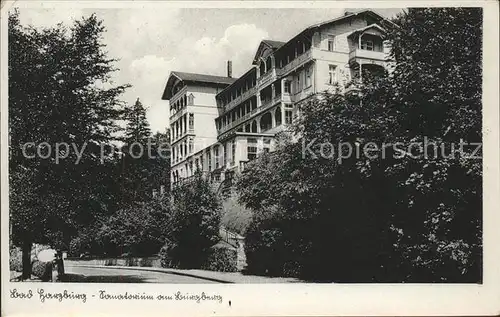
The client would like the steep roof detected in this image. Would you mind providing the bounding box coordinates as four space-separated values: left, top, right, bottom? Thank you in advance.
262 40 286 49
170 71 236 85
252 39 286 64
348 24 387 38
303 9 397 31
162 71 236 100
271 9 396 57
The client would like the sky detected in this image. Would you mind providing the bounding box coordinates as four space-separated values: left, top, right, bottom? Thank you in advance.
16 7 402 133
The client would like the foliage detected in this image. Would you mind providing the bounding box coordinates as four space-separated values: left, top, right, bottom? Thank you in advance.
159 239 180 269
119 99 170 204
93 197 172 257
221 193 253 235
124 98 152 143
236 8 482 282
8 10 130 277
10 248 23 272
201 246 238 273
31 261 53 281
164 171 222 268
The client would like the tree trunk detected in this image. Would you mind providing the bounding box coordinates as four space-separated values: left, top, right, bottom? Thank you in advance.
21 240 32 280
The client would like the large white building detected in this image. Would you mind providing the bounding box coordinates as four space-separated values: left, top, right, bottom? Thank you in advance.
162 9 394 191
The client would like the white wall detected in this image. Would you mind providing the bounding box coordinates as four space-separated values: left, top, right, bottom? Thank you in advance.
314 17 368 53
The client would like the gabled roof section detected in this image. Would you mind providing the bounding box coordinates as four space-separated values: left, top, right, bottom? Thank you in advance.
252 39 286 65
347 24 387 38
162 71 236 100
271 9 396 58
304 9 397 31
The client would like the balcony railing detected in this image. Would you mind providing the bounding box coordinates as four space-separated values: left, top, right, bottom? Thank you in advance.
348 49 385 63
257 68 276 87
217 94 283 136
260 94 282 111
277 49 312 77
171 128 195 143
222 85 257 113
170 107 187 124
172 171 212 188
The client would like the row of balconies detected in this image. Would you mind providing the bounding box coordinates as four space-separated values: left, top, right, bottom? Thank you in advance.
218 47 385 108
171 128 195 144
169 86 189 117
216 46 385 110
222 85 257 113
217 93 283 136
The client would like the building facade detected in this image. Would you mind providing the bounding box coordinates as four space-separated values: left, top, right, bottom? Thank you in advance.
163 9 395 191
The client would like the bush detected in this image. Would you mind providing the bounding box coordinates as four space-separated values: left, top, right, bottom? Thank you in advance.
159 239 180 269
31 260 53 281
9 248 23 272
168 171 221 268
202 246 238 272
244 219 287 276
221 194 253 235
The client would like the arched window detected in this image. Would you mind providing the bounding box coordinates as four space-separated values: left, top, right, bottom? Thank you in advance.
275 106 282 126
251 120 258 133
260 112 272 132
266 56 272 70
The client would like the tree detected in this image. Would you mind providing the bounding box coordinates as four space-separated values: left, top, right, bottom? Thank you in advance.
164 171 221 269
92 197 172 257
381 7 482 282
124 98 151 143
220 193 253 235
9 10 130 278
236 8 482 282
119 99 170 204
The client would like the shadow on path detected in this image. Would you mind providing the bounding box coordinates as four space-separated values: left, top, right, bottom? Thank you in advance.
60 273 147 283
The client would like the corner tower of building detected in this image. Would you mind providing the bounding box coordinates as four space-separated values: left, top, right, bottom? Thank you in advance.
162 71 236 187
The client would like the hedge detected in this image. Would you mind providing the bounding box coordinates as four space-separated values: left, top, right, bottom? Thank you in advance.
201 246 238 273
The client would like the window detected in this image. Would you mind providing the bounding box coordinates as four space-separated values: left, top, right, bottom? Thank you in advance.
285 110 293 124
231 140 236 165
189 113 194 130
247 146 258 161
214 173 221 182
284 81 291 94
263 138 271 155
328 65 337 85
305 67 312 88
327 35 335 51
214 146 220 168
207 152 212 171
188 138 193 154
296 73 301 92
361 39 374 51
247 138 257 161
223 143 228 167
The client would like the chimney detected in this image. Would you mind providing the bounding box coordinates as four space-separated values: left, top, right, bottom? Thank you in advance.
344 10 354 16
227 60 232 78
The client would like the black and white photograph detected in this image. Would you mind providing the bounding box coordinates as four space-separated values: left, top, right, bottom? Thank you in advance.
2 1 499 316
